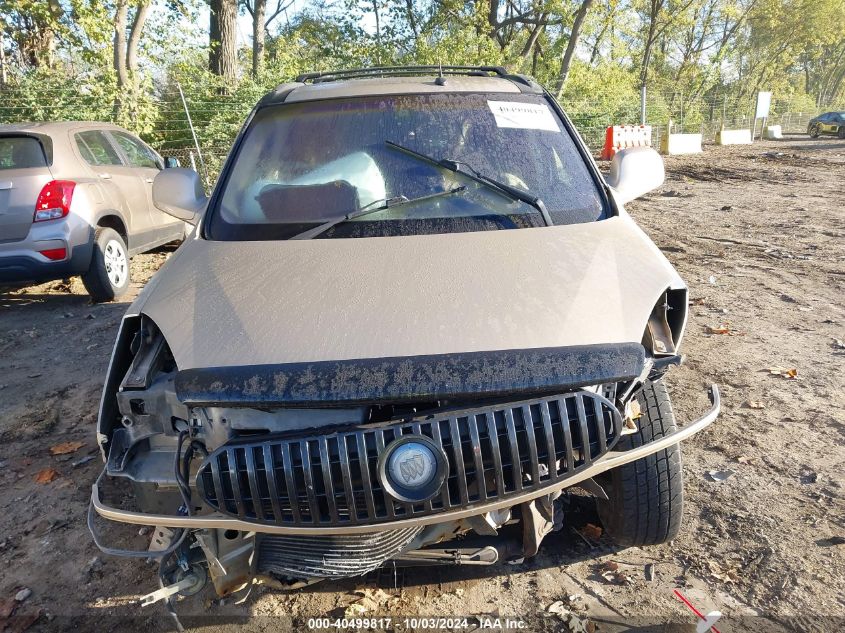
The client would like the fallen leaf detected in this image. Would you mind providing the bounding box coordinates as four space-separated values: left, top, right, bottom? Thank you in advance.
581 523 602 540
34 468 59 484
736 455 751 464
745 400 765 409
599 561 619 572
49 441 84 456
708 561 740 583
766 366 798 379
706 325 731 334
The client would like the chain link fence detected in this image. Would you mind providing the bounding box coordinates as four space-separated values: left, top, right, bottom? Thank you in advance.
1 82 842 185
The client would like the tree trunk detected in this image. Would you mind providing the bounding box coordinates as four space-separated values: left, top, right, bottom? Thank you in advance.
252 0 266 78
372 0 381 62
125 2 150 123
0 29 7 85
555 0 593 98
126 2 150 77
639 4 660 91
113 0 129 119
520 18 546 59
209 0 238 84
405 0 418 42
113 0 129 88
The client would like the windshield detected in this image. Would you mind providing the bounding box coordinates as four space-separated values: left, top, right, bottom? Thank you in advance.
208 92 606 240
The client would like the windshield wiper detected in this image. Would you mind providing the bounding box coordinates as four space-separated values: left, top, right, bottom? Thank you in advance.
385 140 552 226
289 185 467 240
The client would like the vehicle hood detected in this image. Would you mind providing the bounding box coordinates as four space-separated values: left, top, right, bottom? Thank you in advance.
131 215 684 370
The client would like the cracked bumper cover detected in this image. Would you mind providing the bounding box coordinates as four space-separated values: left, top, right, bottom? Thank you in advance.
91 384 720 535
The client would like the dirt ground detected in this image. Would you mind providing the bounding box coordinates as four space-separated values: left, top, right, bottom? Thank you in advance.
1 137 843 633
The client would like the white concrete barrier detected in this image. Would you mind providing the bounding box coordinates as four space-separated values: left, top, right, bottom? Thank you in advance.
764 125 783 139
716 128 752 145
660 133 703 155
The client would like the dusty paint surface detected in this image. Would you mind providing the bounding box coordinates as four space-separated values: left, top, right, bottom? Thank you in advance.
134 215 682 369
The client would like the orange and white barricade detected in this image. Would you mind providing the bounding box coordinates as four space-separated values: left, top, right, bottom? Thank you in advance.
600 125 653 160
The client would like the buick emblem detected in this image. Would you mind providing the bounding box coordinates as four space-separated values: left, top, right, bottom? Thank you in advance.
378 435 447 503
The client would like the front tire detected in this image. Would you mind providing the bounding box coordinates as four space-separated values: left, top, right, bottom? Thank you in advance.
82 227 130 302
809 125 820 138
596 379 683 546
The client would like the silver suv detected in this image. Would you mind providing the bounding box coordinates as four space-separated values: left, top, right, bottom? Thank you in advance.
90 67 719 615
0 122 185 301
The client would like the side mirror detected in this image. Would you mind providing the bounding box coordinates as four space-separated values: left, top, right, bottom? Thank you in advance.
163 156 180 169
152 168 207 225
606 146 665 205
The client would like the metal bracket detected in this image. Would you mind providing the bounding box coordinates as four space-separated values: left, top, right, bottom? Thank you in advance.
140 574 201 607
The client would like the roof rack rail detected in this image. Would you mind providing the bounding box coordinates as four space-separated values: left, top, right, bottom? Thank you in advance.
294 65 538 88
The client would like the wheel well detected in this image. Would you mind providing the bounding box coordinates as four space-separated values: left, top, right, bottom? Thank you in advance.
97 215 128 245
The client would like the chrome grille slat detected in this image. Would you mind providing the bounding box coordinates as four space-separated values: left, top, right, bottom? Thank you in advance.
355 434 378 519
198 391 622 528
448 417 469 505
522 405 541 485
374 430 395 519
503 409 522 491
244 446 264 521
485 411 506 496
262 444 284 522
227 448 246 517
558 399 576 473
281 443 302 524
466 414 486 502
575 396 592 466
539 401 557 482
336 435 358 524
318 437 338 523
300 440 318 523
430 421 452 509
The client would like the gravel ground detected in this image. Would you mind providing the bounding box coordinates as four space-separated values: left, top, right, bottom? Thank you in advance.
0 137 843 632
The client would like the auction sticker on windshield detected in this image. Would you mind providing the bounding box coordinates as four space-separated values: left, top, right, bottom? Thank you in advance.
487 100 560 132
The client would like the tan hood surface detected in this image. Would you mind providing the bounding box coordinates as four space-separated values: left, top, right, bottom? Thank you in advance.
133 216 683 370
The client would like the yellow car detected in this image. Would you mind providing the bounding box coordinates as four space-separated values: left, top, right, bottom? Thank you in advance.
808 111 845 138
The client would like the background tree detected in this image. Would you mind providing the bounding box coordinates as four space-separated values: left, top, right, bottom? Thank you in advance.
209 0 238 81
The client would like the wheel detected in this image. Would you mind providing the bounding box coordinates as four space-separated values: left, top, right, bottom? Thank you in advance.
81 227 130 302
838 126 845 139
596 379 683 546
809 124 820 138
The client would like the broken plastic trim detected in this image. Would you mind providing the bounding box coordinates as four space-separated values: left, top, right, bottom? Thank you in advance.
91 385 719 536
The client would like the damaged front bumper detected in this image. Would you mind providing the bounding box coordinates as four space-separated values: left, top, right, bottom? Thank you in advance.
91 384 719 535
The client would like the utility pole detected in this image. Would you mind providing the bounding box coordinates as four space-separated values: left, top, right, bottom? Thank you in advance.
640 86 647 125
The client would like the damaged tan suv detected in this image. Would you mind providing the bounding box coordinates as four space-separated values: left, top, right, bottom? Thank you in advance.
90 66 719 612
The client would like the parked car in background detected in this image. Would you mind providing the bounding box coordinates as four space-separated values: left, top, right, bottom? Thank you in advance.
90 66 720 612
0 122 185 301
808 111 845 138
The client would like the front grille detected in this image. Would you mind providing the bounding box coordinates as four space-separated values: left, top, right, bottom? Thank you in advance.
257 527 422 579
197 390 621 528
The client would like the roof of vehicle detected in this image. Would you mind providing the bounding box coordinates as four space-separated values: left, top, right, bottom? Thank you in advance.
0 121 127 135
258 66 545 107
